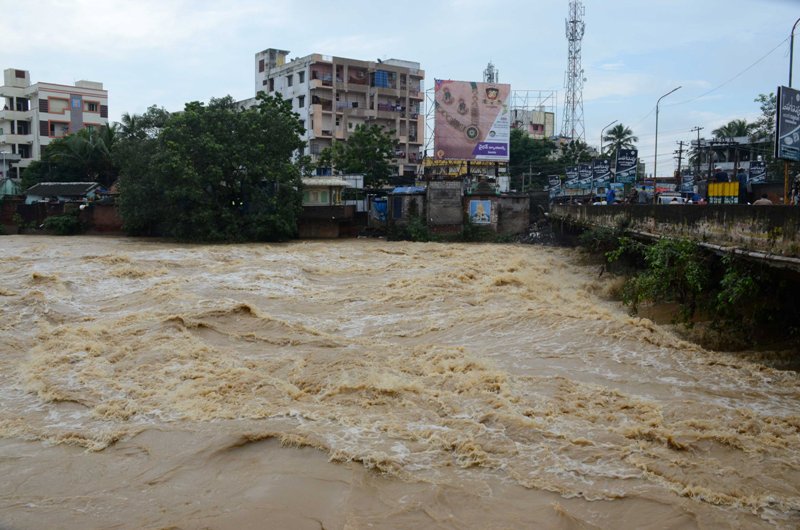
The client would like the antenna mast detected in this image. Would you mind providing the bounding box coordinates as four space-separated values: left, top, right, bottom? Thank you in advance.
483 61 498 83
561 0 586 142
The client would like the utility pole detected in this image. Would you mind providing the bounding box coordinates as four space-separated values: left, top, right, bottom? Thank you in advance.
691 126 703 177
675 140 685 175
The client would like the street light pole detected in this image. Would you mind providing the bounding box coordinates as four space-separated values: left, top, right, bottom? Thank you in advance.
786 18 800 204
654 86 681 181
790 17 800 87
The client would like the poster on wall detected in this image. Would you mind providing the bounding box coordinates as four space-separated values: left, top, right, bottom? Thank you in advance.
468 199 492 224
434 80 511 161
776 85 800 162
615 148 638 184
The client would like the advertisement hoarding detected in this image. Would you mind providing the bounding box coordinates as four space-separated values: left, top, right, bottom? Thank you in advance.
749 160 767 184
776 85 800 162
615 149 638 184
565 166 579 188
578 164 593 189
434 79 511 161
592 159 611 188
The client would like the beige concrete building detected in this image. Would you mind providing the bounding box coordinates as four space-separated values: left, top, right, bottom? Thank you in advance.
254 48 424 178
0 68 108 180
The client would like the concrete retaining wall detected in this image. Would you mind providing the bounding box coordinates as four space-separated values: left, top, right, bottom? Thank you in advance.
550 204 800 257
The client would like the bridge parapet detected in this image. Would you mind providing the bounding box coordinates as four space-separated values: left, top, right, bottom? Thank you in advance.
549 204 800 259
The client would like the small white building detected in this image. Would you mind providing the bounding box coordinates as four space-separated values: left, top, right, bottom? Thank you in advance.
0 69 108 180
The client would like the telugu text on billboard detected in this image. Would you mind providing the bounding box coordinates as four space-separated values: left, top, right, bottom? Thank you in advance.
615 149 638 184
578 164 593 189
592 159 611 188
776 85 800 162
434 79 511 161
749 160 767 184
565 166 579 188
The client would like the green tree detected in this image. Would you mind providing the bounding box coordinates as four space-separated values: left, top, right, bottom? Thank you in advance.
21 125 119 189
749 93 799 182
712 118 755 138
558 139 593 166
508 128 559 190
117 94 305 241
318 124 396 188
602 123 638 158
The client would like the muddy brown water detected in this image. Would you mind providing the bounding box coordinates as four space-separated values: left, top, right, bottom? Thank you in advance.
0 236 798 529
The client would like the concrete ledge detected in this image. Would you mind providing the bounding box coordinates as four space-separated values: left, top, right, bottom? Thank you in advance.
549 204 800 259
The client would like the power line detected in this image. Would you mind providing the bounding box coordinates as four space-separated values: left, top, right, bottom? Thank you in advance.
666 36 790 107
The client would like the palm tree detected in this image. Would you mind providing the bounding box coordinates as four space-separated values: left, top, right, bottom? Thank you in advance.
602 124 638 157
712 119 754 139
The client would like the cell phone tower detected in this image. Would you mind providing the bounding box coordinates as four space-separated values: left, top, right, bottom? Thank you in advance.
560 0 586 142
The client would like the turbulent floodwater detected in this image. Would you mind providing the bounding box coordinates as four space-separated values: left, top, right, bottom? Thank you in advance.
0 236 799 529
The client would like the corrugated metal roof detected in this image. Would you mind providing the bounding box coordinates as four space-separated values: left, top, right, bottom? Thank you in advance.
26 182 99 196
302 177 350 187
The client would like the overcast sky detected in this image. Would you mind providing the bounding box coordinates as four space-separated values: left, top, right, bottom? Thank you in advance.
2 0 798 175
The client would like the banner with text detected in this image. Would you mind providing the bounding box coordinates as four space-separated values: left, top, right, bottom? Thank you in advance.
565 166 579 188
776 85 800 162
578 164 593 189
434 79 511 161
615 148 638 184
749 160 767 184
592 159 611 188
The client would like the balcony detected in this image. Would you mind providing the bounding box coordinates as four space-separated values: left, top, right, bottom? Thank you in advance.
310 78 333 90
0 109 31 121
0 133 33 144
408 90 424 100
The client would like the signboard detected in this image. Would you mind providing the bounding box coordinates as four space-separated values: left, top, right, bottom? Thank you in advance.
578 164 593 189
592 159 611 188
434 79 511 161
615 148 638 184
468 199 492 224
749 160 767 184
680 174 695 193
776 85 800 162
548 175 562 189
565 166 579 188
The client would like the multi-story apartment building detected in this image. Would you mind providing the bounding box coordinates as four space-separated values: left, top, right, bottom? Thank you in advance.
0 68 108 180
253 48 424 178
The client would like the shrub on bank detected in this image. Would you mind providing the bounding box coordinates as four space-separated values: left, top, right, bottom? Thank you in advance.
42 214 84 235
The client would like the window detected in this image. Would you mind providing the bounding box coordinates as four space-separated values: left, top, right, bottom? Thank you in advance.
85 101 99 112
14 70 25 79
319 190 328 203
298 71 305 83
335 118 340 127
297 95 305 108
286 74 293 87
299 119 305 131
269 78 275 92
348 122 354 130
259 59 265 73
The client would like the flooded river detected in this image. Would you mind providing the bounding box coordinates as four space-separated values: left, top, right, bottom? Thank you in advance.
1 236 798 529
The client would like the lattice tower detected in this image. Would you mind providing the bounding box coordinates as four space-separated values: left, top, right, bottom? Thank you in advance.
560 0 586 142
483 61 498 83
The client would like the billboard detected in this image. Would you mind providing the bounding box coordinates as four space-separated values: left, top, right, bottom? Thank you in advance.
615 148 638 184
592 159 611 188
776 85 800 162
434 79 511 161
565 166 579 188
578 164 593 189
749 160 767 184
